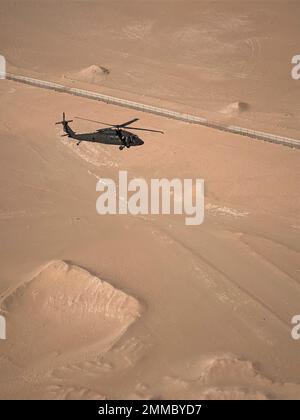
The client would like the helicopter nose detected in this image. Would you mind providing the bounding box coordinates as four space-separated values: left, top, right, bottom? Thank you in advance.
130 136 144 147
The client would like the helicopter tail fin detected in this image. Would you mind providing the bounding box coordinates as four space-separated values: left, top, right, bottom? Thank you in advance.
55 112 73 125
55 112 75 137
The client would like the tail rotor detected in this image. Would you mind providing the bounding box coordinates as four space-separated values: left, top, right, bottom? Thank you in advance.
55 112 73 125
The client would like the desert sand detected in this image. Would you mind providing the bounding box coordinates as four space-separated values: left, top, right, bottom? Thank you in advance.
0 0 299 400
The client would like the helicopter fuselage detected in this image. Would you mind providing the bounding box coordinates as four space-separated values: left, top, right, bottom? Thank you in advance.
68 127 144 148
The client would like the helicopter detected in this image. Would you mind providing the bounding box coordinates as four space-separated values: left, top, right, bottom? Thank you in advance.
55 113 164 150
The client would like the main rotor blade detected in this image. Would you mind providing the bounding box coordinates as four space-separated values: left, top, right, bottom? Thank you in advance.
124 126 164 134
75 117 115 127
75 116 163 134
117 118 139 128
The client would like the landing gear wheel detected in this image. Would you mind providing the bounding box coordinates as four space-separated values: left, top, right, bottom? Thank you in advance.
119 146 125 151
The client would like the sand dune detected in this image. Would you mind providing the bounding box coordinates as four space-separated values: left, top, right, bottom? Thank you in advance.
0 260 142 399
65 65 110 85
220 101 250 115
139 354 300 400
0 261 141 378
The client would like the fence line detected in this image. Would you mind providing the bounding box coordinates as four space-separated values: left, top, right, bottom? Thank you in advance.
6 72 300 149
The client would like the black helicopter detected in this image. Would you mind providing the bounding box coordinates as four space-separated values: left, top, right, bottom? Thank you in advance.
55 113 163 150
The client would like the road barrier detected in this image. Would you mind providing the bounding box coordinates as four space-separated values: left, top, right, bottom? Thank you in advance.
6 72 300 149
